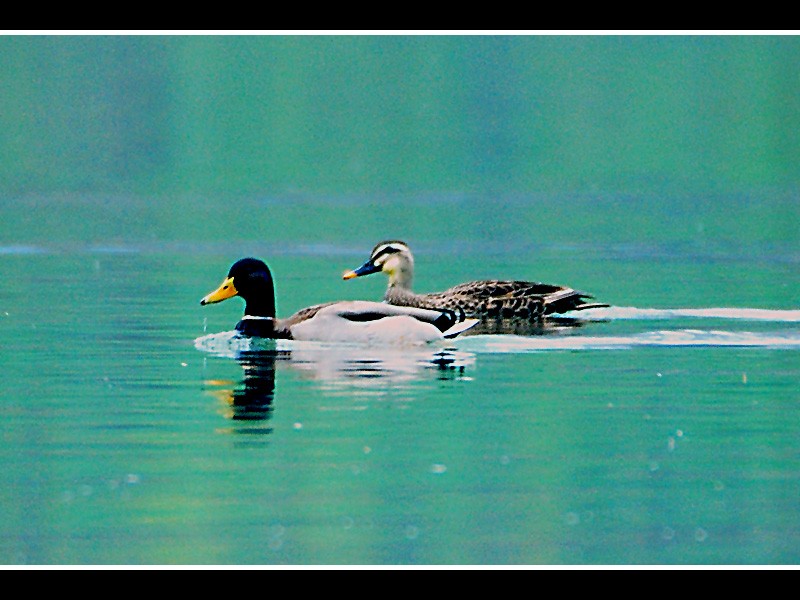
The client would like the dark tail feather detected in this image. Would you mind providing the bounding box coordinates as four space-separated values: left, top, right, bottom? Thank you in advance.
543 289 609 315
570 301 610 311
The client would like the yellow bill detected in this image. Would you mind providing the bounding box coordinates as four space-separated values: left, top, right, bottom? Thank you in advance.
200 276 238 305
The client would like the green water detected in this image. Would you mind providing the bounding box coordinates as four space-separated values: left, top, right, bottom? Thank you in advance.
1 237 798 565
1 35 799 566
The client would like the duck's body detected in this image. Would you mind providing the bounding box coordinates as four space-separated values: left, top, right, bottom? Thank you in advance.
289 301 476 344
201 258 476 344
343 241 607 322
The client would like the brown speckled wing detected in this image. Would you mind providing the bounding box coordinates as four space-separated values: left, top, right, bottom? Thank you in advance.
385 279 605 321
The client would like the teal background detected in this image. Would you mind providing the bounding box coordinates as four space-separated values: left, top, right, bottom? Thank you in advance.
1 34 799 566
3 35 800 197
2 35 798 256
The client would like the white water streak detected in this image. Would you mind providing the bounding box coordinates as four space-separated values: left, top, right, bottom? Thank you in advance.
456 306 800 352
455 329 800 353
575 306 800 322
195 306 800 357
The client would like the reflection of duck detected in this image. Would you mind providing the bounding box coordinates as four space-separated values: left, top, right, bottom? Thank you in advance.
200 340 475 439
205 349 283 437
285 344 474 383
343 241 608 322
195 332 476 382
200 258 477 344
229 350 279 422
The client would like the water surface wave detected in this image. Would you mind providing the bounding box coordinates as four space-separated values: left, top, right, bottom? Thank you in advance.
577 306 800 322
194 305 800 361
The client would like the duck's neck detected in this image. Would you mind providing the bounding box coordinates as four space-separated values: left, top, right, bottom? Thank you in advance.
386 263 413 290
238 290 278 338
385 285 426 307
232 266 283 338
241 272 277 319
243 297 276 319
236 315 277 338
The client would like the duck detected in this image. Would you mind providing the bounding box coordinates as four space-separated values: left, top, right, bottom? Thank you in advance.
200 257 477 344
343 241 608 322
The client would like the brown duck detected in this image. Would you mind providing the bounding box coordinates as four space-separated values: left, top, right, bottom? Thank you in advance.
343 241 608 322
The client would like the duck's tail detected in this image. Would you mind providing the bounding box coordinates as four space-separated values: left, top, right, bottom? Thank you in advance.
431 306 479 338
441 318 480 339
543 288 609 315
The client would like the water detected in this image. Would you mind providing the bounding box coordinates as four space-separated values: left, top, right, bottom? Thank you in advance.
2 35 800 566
1 229 798 565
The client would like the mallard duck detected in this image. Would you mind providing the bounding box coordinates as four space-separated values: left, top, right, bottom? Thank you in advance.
343 241 608 321
200 258 476 344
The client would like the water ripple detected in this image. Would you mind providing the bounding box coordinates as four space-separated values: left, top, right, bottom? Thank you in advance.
574 306 800 322
194 307 800 358
454 328 800 353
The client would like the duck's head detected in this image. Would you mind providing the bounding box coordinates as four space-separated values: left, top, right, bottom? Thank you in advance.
343 241 414 289
200 258 277 320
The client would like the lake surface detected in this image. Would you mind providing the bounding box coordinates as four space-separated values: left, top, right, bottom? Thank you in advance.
3 35 800 567
1 205 798 565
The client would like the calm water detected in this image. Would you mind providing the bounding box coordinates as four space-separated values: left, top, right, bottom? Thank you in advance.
3 36 799 567
1 215 798 565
